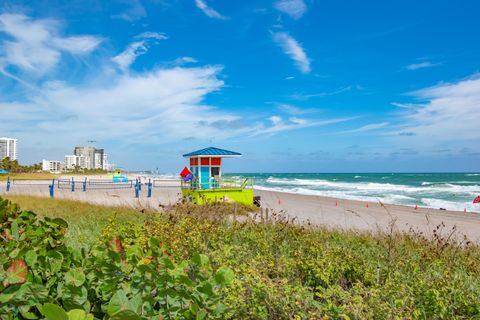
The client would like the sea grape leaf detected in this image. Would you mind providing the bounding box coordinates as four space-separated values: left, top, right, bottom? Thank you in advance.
51 218 68 228
192 254 209 267
109 310 142 320
65 269 86 287
3 259 28 287
66 309 91 320
42 303 68 320
25 250 37 267
107 289 130 315
196 309 207 320
11 220 19 240
18 304 38 319
214 267 234 285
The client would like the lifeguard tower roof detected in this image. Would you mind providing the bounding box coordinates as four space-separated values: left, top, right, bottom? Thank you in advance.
183 147 241 158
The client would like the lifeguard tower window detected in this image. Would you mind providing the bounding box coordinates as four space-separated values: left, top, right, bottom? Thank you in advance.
211 167 220 177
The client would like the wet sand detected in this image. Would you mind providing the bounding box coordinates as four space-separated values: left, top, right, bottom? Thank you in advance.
1 178 480 242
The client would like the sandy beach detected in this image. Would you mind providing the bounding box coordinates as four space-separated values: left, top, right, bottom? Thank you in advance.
1 177 480 242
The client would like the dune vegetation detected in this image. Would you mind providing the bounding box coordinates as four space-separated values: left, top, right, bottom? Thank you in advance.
2 195 480 319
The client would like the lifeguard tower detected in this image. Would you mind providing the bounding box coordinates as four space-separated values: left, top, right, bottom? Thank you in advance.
181 147 254 205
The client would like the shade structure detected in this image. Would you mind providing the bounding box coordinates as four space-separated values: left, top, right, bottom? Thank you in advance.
183 147 241 158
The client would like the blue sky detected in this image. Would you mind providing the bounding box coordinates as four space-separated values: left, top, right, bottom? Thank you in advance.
0 0 479 172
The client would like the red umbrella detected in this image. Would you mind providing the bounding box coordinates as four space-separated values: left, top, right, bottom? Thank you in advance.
473 195 480 204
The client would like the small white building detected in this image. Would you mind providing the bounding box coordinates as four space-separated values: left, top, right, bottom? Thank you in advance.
42 160 62 173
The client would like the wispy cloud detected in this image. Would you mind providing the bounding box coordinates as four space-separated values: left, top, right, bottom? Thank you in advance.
272 31 311 74
405 61 441 70
111 0 146 22
277 103 318 115
340 122 390 134
112 32 167 71
290 86 352 101
251 115 351 136
194 0 227 20
0 13 101 74
394 73 480 143
174 56 198 65
273 0 307 19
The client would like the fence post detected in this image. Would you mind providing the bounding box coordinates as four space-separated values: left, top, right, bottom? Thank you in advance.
83 177 87 192
49 179 55 198
147 178 152 198
135 179 139 198
6 176 10 192
71 177 75 192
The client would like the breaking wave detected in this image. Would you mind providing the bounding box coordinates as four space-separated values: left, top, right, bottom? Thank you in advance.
254 174 480 212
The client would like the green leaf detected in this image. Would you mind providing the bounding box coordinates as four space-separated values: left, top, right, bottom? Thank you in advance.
25 250 37 267
196 309 207 320
109 310 142 320
11 220 19 239
42 303 68 320
4 259 28 286
192 254 209 267
65 269 86 287
66 309 88 320
107 289 129 315
51 218 68 228
214 267 234 285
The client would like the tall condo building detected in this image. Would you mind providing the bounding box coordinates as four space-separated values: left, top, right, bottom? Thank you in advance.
73 146 105 170
0 137 18 161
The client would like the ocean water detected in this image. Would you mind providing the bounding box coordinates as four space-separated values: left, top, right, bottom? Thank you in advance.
229 173 480 213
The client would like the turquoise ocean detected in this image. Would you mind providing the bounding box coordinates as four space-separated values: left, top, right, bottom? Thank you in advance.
230 173 480 213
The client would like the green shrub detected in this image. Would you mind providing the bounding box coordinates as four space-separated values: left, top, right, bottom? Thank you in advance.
0 197 233 319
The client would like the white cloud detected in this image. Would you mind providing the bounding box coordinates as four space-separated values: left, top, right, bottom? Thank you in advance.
273 32 311 74
174 56 198 65
340 122 390 134
405 61 440 70
137 32 167 41
52 36 102 54
112 32 167 71
290 86 352 100
277 103 318 115
111 0 146 22
251 115 351 136
0 13 101 74
395 74 480 143
0 15 348 165
273 0 307 19
0 63 348 157
194 0 227 20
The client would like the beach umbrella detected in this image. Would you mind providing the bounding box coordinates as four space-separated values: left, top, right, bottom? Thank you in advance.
473 195 480 204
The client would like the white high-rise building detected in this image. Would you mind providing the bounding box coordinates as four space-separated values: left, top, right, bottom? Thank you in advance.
42 160 62 173
64 154 90 171
64 155 77 170
0 137 18 161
